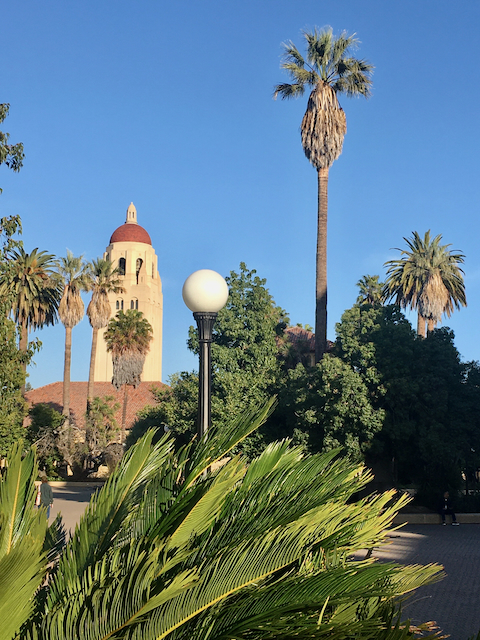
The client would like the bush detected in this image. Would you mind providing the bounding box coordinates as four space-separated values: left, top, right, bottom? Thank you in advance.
1 400 444 640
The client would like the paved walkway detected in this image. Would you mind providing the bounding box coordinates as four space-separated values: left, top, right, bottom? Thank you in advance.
372 525 480 640
49 483 99 535
49 486 480 640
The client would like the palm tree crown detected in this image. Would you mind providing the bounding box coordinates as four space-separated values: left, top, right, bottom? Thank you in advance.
274 26 373 170
56 251 90 328
104 309 153 388
0 247 60 392
0 246 60 333
356 275 385 306
383 230 466 337
1 408 442 640
86 258 124 330
274 27 373 362
86 258 125 408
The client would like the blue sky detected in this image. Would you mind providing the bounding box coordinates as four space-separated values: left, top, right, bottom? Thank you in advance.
2 0 480 389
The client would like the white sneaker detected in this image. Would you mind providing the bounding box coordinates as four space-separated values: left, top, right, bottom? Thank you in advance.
442 522 447 525
452 522 460 526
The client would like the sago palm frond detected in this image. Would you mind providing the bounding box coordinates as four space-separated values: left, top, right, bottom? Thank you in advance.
184 397 276 487
6 403 444 640
0 443 48 640
47 431 173 609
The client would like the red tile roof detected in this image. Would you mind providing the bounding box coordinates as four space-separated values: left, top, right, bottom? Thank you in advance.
110 223 152 245
284 326 316 351
280 327 335 353
24 381 166 431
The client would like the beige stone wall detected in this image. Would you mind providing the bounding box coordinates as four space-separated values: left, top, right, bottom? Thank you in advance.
93 238 163 383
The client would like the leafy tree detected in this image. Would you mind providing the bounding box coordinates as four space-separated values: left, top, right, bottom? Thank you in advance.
25 403 65 476
55 251 90 419
0 247 60 392
0 318 28 458
1 404 443 640
86 258 125 411
273 355 385 457
104 309 153 441
0 115 34 454
384 230 466 337
127 375 198 450
0 103 24 192
334 302 474 492
274 27 373 361
85 395 120 459
134 264 287 456
356 274 384 306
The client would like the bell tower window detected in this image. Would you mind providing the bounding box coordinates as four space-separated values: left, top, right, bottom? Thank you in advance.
136 258 143 284
118 257 126 276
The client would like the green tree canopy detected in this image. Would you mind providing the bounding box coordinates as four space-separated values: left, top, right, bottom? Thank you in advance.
334 302 477 493
131 264 287 456
0 318 28 457
356 274 384 306
0 103 24 192
272 355 385 457
0 246 61 393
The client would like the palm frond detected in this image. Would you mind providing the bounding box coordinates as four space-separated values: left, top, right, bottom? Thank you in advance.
184 397 276 487
273 82 306 100
0 444 48 640
12 407 444 640
47 431 173 609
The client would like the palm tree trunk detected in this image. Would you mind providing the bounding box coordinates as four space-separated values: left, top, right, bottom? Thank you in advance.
19 323 28 395
87 327 98 413
121 384 128 443
427 318 435 334
62 326 72 417
417 313 426 338
315 167 328 363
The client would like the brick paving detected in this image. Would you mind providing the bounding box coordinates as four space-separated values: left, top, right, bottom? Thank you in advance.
373 525 480 639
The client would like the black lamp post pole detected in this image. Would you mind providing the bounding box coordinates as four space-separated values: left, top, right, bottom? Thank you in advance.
194 311 217 441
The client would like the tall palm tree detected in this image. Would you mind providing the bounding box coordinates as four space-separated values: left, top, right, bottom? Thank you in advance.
356 275 384 306
383 231 466 337
55 251 90 419
0 247 60 393
86 258 125 411
104 309 153 442
274 27 373 363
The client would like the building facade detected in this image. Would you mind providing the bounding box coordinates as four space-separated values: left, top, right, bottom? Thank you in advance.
93 203 163 382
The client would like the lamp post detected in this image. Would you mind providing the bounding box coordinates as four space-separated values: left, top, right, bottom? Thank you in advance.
182 269 229 441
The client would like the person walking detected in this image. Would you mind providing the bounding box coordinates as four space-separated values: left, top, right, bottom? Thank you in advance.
439 491 459 525
39 477 53 519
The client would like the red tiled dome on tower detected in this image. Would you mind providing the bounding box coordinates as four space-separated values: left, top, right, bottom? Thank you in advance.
110 224 151 245
109 202 152 245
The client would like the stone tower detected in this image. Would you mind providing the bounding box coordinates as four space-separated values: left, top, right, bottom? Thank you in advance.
93 203 163 382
